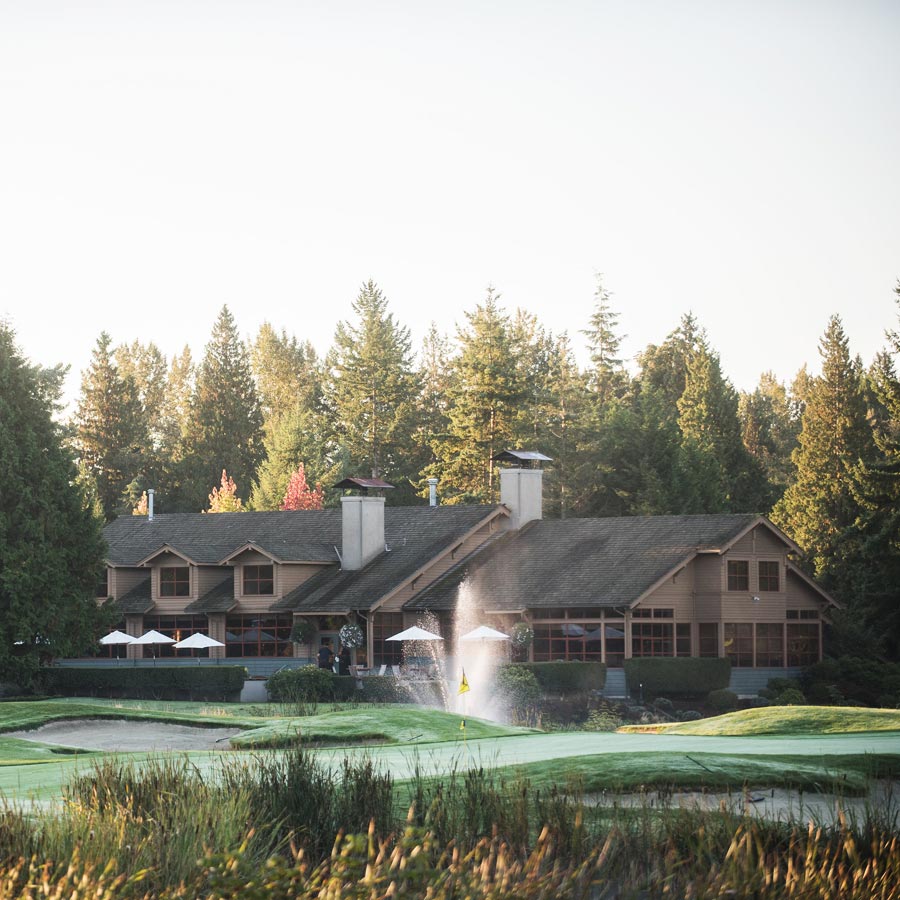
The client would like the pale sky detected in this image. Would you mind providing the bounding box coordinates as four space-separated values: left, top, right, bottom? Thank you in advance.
1 1 898 410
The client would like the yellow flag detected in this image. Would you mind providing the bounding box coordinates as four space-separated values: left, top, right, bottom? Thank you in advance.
458 669 470 695
459 718 466 731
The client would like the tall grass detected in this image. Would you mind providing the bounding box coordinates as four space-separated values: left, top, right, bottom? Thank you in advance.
0 746 897 897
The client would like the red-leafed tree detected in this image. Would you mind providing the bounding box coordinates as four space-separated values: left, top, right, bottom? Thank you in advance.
206 469 244 513
281 463 325 510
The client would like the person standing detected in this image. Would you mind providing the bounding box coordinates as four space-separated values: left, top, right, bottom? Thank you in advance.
317 640 334 670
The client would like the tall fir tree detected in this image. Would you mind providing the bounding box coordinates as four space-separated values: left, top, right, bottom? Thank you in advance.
429 288 525 503
183 307 264 511
772 315 874 580
324 281 420 501
155 346 195 511
0 325 110 680
73 332 147 519
582 274 628 402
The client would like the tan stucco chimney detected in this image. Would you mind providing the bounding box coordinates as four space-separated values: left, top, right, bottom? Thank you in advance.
494 450 551 531
340 495 386 570
333 476 395 571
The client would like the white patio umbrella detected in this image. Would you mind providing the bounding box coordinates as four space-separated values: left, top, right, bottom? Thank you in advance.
132 629 176 664
459 625 510 642
173 632 225 664
173 633 225 649
99 629 135 663
385 625 444 642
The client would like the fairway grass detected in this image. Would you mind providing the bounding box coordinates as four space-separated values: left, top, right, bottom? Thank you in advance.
618 705 900 736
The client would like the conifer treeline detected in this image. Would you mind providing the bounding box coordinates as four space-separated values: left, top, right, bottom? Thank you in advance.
71 278 900 655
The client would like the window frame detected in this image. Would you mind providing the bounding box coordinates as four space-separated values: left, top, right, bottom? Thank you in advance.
159 566 190 598
727 559 750 592
242 564 275 596
758 560 780 592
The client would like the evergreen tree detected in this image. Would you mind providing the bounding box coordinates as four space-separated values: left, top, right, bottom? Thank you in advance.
772 315 874 578
582 274 628 402
0 325 110 681
183 307 264 511
324 281 420 500
73 332 146 519
429 289 525 503
411 324 453 499
155 346 195 511
250 323 321 434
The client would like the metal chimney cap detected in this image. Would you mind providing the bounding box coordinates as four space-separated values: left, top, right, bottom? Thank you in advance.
492 450 553 468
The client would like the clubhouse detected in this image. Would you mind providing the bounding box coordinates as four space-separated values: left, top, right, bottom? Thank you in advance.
96 453 836 675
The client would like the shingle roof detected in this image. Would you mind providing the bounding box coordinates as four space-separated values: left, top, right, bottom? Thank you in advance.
405 514 761 612
104 511 344 566
185 577 236 614
115 576 153 614
273 506 499 613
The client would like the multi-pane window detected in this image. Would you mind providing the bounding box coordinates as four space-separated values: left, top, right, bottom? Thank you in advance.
758 561 780 592
787 623 819 666
160 566 190 597
727 560 749 591
143 615 207 657
225 614 293 657
372 613 405 666
96 570 109 598
631 622 674 657
605 621 625 667
698 623 719 657
532 623 603 661
631 608 674 619
755 623 784 667
676 623 691 657
786 609 819 620
243 564 274 596
724 623 753 667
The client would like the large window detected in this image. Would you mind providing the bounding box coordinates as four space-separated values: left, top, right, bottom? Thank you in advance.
372 613 404 666
160 566 190 597
699 623 719 657
225 614 293 657
787 623 819 666
676 623 691 657
758 561 780 592
96 570 109 598
755 623 784 667
243 564 274 596
724 623 753 667
143 615 207 657
727 560 749 591
631 622 674 657
533 622 603 661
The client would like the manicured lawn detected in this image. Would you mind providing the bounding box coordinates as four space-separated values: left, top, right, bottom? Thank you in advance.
618 705 900 736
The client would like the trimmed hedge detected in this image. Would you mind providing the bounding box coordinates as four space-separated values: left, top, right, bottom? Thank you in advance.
266 667 358 703
623 658 731 697
505 662 606 694
41 666 247 701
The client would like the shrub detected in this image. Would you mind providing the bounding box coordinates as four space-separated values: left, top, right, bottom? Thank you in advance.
707 689 739 712
653 697 674 713
359 676 410 703
495 666 541 725
505 662 606 694
773 688 806 706
759 677 800 700
41 666 246 701
802 656 900 708
267 665 336 703
678 709 703 721
624 658 731 697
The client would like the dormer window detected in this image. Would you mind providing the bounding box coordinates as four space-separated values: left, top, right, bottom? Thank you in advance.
244 564 274 596
160 566 190 597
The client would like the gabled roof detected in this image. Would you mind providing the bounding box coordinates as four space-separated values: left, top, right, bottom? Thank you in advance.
185 577 237 614
114 576 153 614
405 514 763 612
104 511 345 566
786 561 842 608
273 506 501 613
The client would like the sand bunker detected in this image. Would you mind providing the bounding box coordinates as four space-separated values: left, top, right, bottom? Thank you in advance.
8 719 242 751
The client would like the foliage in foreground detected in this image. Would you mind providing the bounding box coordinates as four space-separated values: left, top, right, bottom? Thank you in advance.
0 748 899 898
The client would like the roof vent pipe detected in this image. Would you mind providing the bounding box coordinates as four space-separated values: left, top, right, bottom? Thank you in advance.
147 489 155 522
427 477 438 507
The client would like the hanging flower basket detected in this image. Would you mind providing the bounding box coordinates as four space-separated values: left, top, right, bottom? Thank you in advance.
339 623 365 649
290 618 317 644
511 622 534 647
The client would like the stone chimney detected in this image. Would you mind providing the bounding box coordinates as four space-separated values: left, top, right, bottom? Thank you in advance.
334 477 395 571
494 451 551 531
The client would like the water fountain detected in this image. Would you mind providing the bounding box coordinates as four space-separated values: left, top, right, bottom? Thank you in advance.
398 579 510 723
